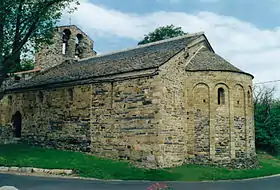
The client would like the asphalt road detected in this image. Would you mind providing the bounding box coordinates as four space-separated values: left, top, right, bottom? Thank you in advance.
1 173 280 190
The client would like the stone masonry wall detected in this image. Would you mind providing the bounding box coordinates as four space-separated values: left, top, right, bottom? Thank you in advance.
247 87 255 155
0 124 13 144
1 85 92 152
214 84 230 161
154 41 212 168
0 74 164 168
233 84 246 159
35 25 96 71
193 84 210 162
155 50 189 167
185 71 257 168
0 95 12 124
0 96 13 144
90 78 162 168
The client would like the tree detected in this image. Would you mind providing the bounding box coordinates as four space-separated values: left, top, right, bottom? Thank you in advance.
138 25 187 45
0 0 79 89
254 85 280 155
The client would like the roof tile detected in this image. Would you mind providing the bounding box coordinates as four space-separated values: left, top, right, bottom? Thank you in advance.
7 34 202 91
186 48 252 77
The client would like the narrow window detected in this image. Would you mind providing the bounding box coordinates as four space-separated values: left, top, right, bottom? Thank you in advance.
75 34 83 58
247 90 251 105
218 88 225 105
68 88 74 101
62 29 71 55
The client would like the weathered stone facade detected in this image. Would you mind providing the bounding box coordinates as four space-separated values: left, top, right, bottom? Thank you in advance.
184 71 257 168
0 124 13 144
35 25 96 71
0 26 257 169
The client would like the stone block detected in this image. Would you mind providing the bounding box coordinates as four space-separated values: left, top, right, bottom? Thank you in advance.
64 170 73 175
18 167 33 173
49 169 65 175
0 167 9 172
32 168 45 173
8 167 19 172
147 155 155 162
0 186 19 190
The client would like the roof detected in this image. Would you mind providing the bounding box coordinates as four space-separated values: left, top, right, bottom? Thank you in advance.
6 33 205 92
186 48 253 77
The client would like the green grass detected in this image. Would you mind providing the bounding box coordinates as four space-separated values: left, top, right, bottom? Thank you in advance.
1 143 280 181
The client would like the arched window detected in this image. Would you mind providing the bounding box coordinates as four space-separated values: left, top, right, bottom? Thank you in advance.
75 33 83 58
62 29 71 55
218 88 225 105
247 90 251 105
76 34 83 44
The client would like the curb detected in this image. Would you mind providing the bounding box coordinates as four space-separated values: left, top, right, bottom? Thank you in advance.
1 167 280 183
0 166 73 176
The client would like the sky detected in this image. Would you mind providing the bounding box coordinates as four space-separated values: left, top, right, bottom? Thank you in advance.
60 0 280 97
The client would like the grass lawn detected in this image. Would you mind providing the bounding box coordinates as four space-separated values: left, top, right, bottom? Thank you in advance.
1 143 280 181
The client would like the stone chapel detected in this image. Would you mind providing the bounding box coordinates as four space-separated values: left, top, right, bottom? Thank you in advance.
0 25 258 168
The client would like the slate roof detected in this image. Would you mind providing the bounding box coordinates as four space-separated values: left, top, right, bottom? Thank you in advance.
6 33 203 91
5 32 252 92
186 48 253 77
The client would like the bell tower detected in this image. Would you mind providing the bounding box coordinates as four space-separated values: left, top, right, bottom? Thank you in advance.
35 25 97 71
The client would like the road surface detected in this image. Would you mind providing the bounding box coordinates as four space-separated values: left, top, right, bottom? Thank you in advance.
1 173 280 190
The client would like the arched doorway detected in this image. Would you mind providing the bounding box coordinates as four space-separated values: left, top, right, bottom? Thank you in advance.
12 111 22 138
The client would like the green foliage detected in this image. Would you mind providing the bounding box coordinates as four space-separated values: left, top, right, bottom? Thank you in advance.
7 58 34 73
254 86 280 155
2 144 280 181
138 25 187 45
20 58 35 72
0 0 79 83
